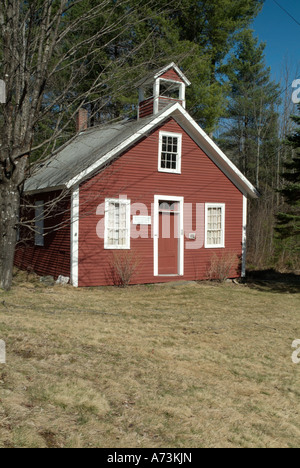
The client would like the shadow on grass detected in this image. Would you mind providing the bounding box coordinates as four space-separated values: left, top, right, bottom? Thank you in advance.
246 269 300 294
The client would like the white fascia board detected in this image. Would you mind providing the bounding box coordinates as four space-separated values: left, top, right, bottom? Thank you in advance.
154 63 191 86
66 103 183 189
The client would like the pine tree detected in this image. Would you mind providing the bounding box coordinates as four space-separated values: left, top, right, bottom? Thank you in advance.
72 0 264 134
173 0 264 133
277 107 300 243
218 29 280 188
217 29 282 268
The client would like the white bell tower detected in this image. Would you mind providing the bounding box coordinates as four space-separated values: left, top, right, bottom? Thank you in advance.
137 63 191 119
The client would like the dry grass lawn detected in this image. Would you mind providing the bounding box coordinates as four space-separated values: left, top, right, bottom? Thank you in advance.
0 271 300 448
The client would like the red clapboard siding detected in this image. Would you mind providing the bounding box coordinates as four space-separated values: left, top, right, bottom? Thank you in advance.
160 69 184 83
14 192 71 279
158 97 182 110
139 97 183 118
78 117 244 287
139 97 154 118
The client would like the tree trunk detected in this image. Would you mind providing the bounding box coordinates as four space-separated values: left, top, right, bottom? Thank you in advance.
0 181 20 290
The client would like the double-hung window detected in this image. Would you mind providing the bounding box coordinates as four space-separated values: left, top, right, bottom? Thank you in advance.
35 201 44 247
104 199 131 249
205 204 225 248
158 131 182 174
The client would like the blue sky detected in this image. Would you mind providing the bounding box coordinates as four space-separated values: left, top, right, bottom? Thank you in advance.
252 0 300 83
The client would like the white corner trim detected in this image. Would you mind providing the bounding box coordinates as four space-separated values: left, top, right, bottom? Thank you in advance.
71 186 79 287
153 78 160 115
242 195 248 278
204 203 225 249
153 195 184 277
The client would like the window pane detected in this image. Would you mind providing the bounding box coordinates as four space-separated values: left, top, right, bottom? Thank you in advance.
106 200 129 248
162 136 167 152
160 134 179 171
207 206 223 246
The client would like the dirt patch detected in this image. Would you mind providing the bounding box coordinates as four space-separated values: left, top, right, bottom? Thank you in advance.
39 431 60 449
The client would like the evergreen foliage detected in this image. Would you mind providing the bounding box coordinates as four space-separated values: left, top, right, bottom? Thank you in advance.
218 29 280 188
277 107 300 245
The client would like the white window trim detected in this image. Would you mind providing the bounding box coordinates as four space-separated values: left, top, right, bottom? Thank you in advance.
104 198 131 250
71 186 79 287
205 203 225 249
153 195 184 276
158 131 182 174
34 200 45 247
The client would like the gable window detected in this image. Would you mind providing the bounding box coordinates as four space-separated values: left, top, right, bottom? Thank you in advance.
205 204 225 248
35 201 44 246
158 131 182 174
104 199 130 249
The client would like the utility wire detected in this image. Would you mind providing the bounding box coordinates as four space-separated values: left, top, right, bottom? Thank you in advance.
272 0 300 27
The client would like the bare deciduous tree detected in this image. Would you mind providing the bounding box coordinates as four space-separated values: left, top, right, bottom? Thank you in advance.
0 0 177 290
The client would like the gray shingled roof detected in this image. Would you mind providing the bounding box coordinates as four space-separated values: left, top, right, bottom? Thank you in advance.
25 109 166 193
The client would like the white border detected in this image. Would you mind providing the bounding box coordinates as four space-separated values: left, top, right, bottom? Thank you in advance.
242 195 247 277
158 131 182 174
71 186 79 287
205 203 225 249
153 195 184 276
104 198 131 250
